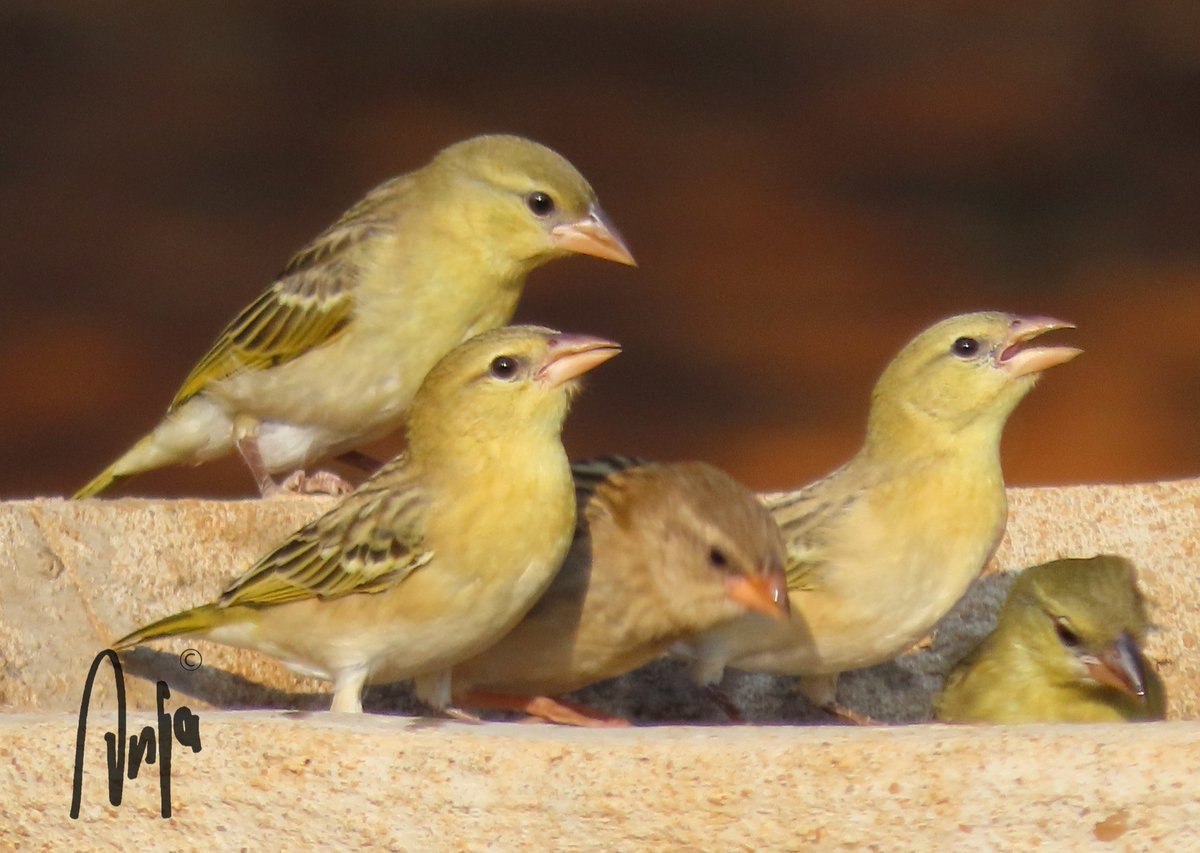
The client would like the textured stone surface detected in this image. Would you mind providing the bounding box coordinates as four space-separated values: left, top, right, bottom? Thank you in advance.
1 483 1198 848
5 713 1200 850
2 482 1196 721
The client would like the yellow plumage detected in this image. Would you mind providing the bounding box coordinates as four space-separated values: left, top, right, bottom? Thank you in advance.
679 311 1082 720
935 555 1166 723
76 135 634 498
112 325 621 715
451 458 789 726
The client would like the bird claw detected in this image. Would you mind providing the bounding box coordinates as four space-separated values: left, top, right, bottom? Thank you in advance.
270 469 356 497
821 702 877 726
455 690 630 728
704 684 746 722
441 706 483 724
519 696 631 728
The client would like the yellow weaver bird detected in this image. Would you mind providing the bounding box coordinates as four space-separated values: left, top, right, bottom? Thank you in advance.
935 555 1166 723
112 325 620 715
678 311 1081 721
76 135 633 498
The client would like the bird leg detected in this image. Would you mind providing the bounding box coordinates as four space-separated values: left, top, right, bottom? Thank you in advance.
329 665 369 713
234 434 281 497
703 684 746 722
456 690 631 728
795 674 877 725
819 702 878 726
234 423 355 497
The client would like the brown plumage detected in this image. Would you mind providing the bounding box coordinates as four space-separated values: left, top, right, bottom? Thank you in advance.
452 457 789 726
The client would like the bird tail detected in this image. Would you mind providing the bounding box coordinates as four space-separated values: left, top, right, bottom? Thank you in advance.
113 604 224 649
74 432 180 499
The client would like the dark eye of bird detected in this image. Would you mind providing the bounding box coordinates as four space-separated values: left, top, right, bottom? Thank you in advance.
1054 618 1081 648
526 191 555 217
951 336 979 357
708 547 728 568
489 356 520 380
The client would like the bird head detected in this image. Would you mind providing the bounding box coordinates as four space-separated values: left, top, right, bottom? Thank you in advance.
407 325 620 464
426 135 635 272
591 462 790 631
865 312 1081 457
1003 555 1156 704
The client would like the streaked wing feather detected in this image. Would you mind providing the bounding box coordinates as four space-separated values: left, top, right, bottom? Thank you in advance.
170 178 406 408
218 456 431 607
764 466 866 591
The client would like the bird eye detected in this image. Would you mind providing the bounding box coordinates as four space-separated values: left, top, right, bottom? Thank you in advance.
1054 618 1081 648
489 356 521 380
526 191 555 217
708 547 728 568
951 336 980 357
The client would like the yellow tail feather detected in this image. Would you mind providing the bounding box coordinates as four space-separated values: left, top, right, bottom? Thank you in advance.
113 605 223 650
74 433 168 499
73 464 128 499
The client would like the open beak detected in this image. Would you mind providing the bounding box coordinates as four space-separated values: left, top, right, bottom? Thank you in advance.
535 333 622 389
996 315 1083 378
1082 632 1148 701
550 206 637 266
724 560 791 621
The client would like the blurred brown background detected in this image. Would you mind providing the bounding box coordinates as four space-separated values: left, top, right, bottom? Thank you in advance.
3 2 1198 499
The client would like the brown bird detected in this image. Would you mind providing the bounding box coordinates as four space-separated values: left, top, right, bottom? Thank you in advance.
76 135 634 498
935 555 1166 723
112 325 620 715
451 457 790 726
678 311 1082 722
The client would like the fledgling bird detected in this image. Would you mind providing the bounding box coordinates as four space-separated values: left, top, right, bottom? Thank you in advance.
935 555 1166 723
76 134 634 498
678 311 1082 721
112 325 621 715
451 457 791 727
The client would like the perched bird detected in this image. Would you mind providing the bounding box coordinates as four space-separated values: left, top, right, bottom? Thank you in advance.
112 325 621 715
935 555 1166 723
451 457 791 726
76 135 634 498
678 311 1082 721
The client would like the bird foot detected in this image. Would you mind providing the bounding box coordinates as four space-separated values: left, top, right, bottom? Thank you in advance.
821 702 877 726
440 706 483 724
271 469 356 497
456 690 631 728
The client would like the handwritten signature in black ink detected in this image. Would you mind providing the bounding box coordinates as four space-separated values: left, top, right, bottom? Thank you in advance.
69 649 203 819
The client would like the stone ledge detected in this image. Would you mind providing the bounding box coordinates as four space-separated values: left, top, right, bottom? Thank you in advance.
2 480 1197 720
5 712 1199 850
1 482 1199 848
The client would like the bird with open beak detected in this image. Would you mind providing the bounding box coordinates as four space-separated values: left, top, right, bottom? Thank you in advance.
936 554 1166 723
76 134 635 498
677 311 1082 722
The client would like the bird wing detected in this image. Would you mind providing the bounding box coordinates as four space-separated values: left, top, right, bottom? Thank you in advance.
571 455 650 505
218 455 432 607
169 178 406 408
763 464 869 592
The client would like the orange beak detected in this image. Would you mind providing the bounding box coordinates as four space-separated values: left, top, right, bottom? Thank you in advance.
724 560 791 621
996 315 1082 377
550 206 636 266
535 333 622 388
